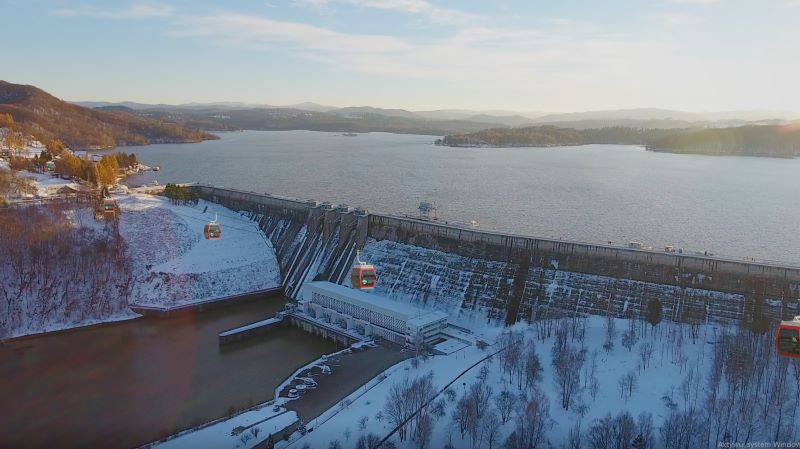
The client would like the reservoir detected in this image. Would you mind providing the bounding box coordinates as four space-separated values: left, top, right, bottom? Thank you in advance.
0 299 338 449
127 130 800 264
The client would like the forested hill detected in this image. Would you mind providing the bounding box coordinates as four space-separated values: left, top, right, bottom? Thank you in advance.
438 124 800 157
647 125 800 158
122 107 503 136
436 126 678 147
0 81 217 150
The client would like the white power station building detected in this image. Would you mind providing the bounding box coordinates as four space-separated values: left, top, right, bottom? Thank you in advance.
299 281 448 345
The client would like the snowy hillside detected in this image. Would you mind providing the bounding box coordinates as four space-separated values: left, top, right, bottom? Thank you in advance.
21 171 81 197
0 205 137 339
118 194 282 308
282 316 800 449
1 188 282 338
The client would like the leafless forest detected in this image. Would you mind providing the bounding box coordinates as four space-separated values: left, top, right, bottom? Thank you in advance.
0 203 134 338
360 311 800 449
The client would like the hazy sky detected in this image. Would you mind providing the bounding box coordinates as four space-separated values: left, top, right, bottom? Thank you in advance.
2 0 799 112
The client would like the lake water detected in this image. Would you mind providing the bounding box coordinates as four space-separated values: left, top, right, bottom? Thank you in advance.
128 131 800 264
0 299 338 448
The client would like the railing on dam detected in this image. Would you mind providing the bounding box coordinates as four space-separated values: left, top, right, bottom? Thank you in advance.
186 184 800 285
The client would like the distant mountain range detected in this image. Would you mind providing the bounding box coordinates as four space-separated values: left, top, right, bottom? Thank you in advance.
0 81 216 150
73 100 798 130
5 81 797 155
75 100 339 113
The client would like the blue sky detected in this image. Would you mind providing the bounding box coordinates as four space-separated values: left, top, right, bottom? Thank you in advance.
2 0 799 112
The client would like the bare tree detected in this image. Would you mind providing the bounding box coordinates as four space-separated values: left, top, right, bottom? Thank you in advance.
0 205 133 339
503 389 551 449
482 411 500 449
384 377 413 442
523 345 543 391
453 394 472 440
444 388 457 403
659 409 701 449
566 421 582 449
638 341 654 371
552 343 586 410
603 316 617 352
467 380 493 448
636 412 656 449
495 390 517 424
622 328 638 351
431 398 446 418
587 412 636 449
618 371 638 399
478 365 490 383
355 433 381 449
413 412 433 449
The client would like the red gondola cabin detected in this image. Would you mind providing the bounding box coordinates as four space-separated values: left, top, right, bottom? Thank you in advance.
350 250 377 290
101 199 116 215
204 222 222 239
776 317 800 358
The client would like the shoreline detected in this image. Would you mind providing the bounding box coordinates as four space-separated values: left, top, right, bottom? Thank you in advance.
436 141 799 158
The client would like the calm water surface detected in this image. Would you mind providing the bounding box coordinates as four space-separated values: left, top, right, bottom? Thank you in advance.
0 299 337 449
128 131 800 264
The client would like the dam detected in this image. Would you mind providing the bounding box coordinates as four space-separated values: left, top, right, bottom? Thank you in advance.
189 184 800 330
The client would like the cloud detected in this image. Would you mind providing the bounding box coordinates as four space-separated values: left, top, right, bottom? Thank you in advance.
654 12 705 26
175 14 411 54
52 1 175 20
294 0 477 24
666 0 720 4
174 11 676 89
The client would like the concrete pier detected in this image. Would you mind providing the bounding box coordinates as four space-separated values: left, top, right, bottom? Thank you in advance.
218 315 285 345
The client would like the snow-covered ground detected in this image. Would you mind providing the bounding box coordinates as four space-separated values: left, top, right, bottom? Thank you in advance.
117 194 282 308
2 181 283 337
0 203 138 339
280 314 799 448
151 405 298 449
20 171 80 197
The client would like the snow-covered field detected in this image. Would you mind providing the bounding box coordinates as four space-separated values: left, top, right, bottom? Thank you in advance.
21 171 81 197
151 406 298 449
280 314 799 449
118 194 282 308
1 186 283 337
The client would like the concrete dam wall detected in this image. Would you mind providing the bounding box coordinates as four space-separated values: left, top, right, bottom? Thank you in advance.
189 185 800 329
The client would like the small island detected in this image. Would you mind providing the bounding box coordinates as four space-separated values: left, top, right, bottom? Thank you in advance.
436 124 800 158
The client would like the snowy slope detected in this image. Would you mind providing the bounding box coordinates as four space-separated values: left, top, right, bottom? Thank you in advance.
21 171 81 197
152 406 297 449
118 194 282 308
281 317 799 449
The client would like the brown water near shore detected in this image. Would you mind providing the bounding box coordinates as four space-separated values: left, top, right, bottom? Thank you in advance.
0 299 337 449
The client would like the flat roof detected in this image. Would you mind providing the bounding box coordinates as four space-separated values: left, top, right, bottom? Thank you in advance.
303 281 448 325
